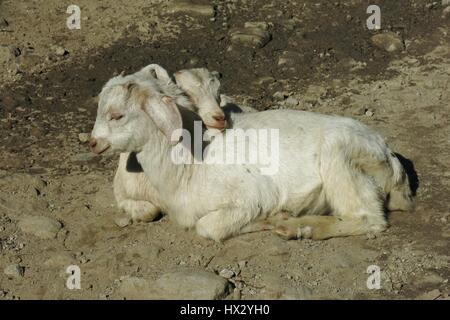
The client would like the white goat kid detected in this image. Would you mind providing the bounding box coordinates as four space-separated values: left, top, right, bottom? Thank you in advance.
91 76 414 241
111 66 227 222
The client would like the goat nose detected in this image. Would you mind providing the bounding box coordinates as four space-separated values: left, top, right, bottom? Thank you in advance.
212 114 225 122
89 138 97 148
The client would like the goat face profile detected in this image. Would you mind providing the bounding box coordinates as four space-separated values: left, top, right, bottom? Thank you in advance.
90 76 181 155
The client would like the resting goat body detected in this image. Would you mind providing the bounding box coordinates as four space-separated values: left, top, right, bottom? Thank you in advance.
111 66 229 222
91 76 414 241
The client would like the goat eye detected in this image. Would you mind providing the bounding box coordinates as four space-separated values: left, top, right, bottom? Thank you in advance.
111 113 124 121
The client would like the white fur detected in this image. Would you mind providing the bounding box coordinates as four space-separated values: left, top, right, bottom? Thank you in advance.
174 68 224 129
92 74 414 241
111 66 229 223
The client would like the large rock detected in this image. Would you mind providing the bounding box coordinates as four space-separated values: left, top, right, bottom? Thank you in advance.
118 270 230 300
18 215 62 239
371 32 404 52
156 270 230 299
230 22 271 48
4 264 24 278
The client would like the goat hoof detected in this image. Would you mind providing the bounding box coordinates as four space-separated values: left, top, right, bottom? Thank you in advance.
274 226 298 240
261 223 275 231
296 226 313 239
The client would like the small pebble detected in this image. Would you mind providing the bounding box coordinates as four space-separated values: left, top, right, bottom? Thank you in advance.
54 46 68 56
78 133 90 143
365 109 374 117
219 268 235 279
80 256 90 264
273 91 286 101
285 96 299 107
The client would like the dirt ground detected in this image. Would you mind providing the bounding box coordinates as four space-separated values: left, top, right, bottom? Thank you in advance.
0 0 449 300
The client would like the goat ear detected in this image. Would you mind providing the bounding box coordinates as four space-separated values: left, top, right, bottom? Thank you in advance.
141 64 173 84
143 96 183 145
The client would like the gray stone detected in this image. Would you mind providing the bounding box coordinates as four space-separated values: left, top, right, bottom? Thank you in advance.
78 133 90 143
118 270 230 300
365 109 374 117
18 215 62 239
442 0 450 6
156 270 230 299
285 96 299 108
54 46 68 56
230 23 271 48
244 21 269 30
371 32 404 52
252 76 275 86
168 2 215 17
4 264 24 278
342 58 367 72
219 268 235 279
273 91 286 101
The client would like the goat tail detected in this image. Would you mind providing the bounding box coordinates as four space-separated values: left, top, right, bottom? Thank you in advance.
386 151 416 212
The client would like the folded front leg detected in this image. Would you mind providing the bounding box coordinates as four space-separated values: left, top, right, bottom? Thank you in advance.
267 214 386 240
195 207 262 242
118 199 161 222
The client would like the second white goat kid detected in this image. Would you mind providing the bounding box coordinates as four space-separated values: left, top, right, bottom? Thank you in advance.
91 76 414 241
111 66 228 222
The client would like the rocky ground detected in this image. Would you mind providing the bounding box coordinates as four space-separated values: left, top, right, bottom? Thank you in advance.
0 0 449 300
